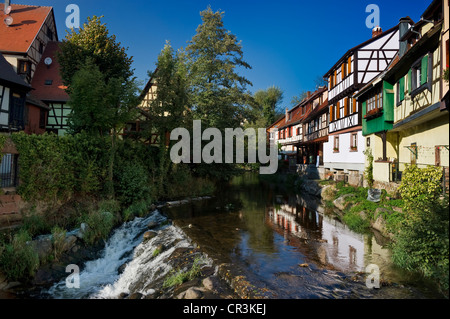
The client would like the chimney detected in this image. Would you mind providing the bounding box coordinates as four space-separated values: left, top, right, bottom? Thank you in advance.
285 108 289 122
372 26 383 38
399 17 411 58
306 91 311 99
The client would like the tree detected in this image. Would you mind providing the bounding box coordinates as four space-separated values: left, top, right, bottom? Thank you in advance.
67 59 140 198
290 91 308 106
147 42 191 144
58 16 134 90
184 7 253 180
145 42 191 193
250 86 284 127
185 6 252 130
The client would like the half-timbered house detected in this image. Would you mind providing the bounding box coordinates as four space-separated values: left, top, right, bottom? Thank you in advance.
30 41 70 136
382 1 449 177
301 87 329 167
323 25 401 177
0 4 58 84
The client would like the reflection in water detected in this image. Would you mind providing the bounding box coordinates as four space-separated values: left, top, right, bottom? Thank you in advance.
165 173 443 299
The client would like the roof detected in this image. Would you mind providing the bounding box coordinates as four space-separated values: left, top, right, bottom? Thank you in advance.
0 53 31 90
384 21 442 84
26 93 50 110
30 41 70 102
324 24 400 77
0 4 53 53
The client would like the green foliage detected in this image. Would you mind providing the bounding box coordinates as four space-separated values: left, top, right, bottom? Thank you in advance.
342 211 371 233
20 211 52 238
82 210 116 245
51 226 67 261
122 200 152 221
391 197 449 292
444 68 449 83
363 148 374 189
146 43 191 142
392 165 448 292
398 165 443 213
162 257 203 288
115 162 152 207
249 86 284 127
58 15 134 89
11 132 109 203
162 164 215 200
0 230 39 281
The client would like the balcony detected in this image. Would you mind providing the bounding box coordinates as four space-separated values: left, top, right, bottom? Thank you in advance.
279 135 302 145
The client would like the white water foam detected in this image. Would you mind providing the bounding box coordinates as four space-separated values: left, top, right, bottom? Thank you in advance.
46 211 171 299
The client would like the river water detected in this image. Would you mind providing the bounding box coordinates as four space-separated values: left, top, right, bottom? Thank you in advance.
39 173 443 299
164 173 444 299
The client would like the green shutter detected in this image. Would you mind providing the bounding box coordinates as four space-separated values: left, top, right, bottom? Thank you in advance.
399 77 405 101
421 55 428 85
408 69 412 92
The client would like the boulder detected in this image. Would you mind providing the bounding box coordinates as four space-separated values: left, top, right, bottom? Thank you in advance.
143 231 157 241
371 215 387 234
202 277 217 291
64 235 78 252
333 194 355 211
183 287 203 299
147 221 159 229
320 184 336 201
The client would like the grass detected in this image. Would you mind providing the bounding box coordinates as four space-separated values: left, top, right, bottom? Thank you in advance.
162 257 203 288
328 181 404 234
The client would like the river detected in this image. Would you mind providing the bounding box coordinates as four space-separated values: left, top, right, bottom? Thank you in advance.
35 172 443 299
163 173 443 299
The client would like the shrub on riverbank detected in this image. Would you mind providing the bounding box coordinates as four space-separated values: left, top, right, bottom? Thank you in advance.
0 230 39 281
391 165 449 293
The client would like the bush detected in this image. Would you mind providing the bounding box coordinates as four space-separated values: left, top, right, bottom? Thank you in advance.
115 162 152 207
82 210 116 245
393 165 448 293
51 226 67 261
21 211 52 238
122 200 152 221
0 230 39 281
391 197 449 292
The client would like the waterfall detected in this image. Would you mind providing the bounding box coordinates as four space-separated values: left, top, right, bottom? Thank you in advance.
45 211 196 299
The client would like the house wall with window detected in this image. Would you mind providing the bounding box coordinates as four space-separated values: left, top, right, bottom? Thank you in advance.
386 18 449 173
323 130 365 172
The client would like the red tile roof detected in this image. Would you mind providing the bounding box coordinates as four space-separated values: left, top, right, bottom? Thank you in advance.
30 41 69 102
0 4 53 53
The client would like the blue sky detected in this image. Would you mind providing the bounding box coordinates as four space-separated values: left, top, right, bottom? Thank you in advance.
14 0 429 109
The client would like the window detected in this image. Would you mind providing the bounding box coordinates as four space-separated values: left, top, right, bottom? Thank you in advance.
333 136 339 152
350 133 358 151
410 54 431 96
366 87 383 114
18 60 31 76
45 79 53 85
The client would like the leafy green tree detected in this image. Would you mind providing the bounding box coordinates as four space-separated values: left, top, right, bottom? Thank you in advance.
145 42 192 193
67 59 140 197
58 16 134 90
250 86 284 127
185 6 253 130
